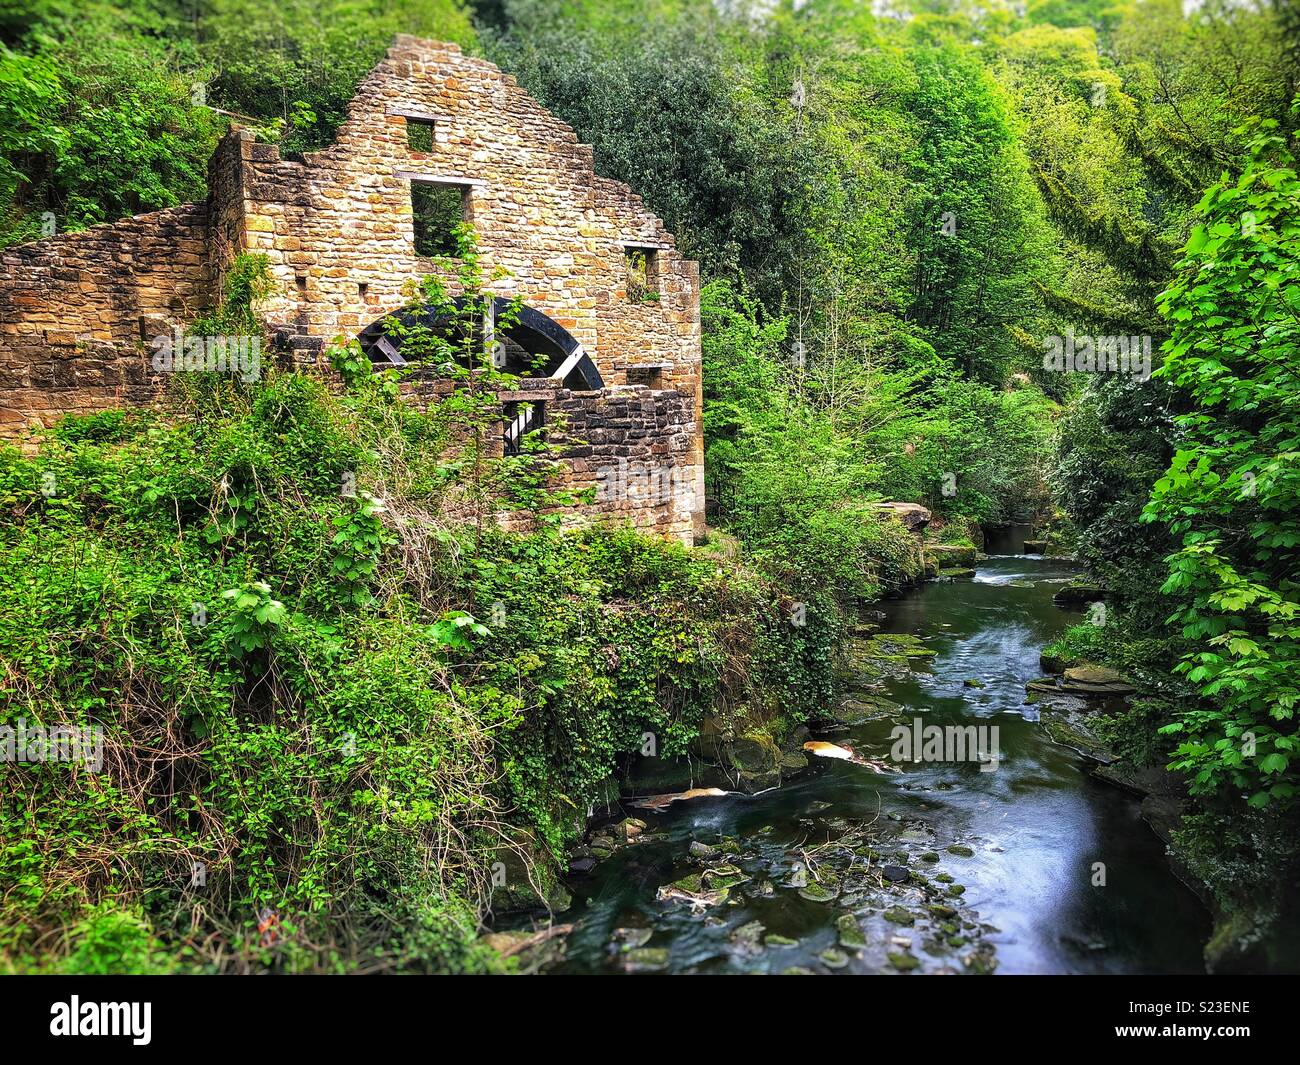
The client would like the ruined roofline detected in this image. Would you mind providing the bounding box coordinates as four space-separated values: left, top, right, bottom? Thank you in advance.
0 202 209 257
308 34 686 260
2 37 690 271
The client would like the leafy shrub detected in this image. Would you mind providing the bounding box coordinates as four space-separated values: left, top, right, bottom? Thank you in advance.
1144 119 1300 807
0 360 844 971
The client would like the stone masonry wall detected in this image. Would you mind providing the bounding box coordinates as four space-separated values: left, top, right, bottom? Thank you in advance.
0 36 704 540
0 204 211 434
555 385 700 544
486 379 700 543
232 36 703 535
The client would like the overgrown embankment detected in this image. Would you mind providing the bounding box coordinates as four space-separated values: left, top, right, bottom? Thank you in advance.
1044 122 1300 972
0 368 922 973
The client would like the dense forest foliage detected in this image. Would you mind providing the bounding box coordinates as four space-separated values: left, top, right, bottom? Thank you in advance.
0 0 1296 972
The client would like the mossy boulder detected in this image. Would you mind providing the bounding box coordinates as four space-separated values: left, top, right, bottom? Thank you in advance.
722 733 783 791
1052 583 1107 607
837 913 867 949
703 864 750 890
798 881 839 903
1039 650 1074 674
927 542 977 566
829 691 904 724
873 501 932 532
490 828 572 915
1061 663 1137 696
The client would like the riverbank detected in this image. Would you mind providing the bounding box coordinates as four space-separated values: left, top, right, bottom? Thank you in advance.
489 555 1211 974
1030 619 1300 974
0 382 925 974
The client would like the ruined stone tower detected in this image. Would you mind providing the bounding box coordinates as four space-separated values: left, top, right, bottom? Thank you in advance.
0 37 705 542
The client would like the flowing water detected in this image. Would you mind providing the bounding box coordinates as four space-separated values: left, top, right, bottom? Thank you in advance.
548 555 1210 974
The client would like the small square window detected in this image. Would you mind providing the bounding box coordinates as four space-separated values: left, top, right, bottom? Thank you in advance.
503 400 545 457
625 247 660 302
406 118 436 152
412 182 467 257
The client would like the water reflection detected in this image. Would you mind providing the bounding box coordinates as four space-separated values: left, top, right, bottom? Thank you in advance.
550 556 1209 974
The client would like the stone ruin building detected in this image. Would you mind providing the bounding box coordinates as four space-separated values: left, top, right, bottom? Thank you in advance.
0 36 704 542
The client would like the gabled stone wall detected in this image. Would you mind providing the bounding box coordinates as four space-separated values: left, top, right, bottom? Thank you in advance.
0 37 704 541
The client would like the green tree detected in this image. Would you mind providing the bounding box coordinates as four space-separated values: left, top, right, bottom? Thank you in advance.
0 24 219 244
1145 115 1300 807
198 0 476 153
483 6 818 304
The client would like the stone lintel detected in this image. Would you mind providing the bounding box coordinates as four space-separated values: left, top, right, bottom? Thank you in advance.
396 171 487 187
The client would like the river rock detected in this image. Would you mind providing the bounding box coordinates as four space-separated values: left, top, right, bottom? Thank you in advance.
480 926 570 971
613 817 647 841
1040 707 1119 763
670 872 703 894
874 501 932 532
721 733 783 791
780 749 810 777
1061 663 1137 695
779 725 813 778
730 920 766 955
829 690 904 724
837 913 868 949
798 881 839 903
843 633 938 684
703 863 749 890
611 926 654 951
1052 583 1107 607
1039 650 1073 674
490 827 572 914
620 946 670 972
927 542 977 566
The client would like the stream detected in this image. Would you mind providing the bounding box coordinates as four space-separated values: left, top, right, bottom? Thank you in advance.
544 555 1210 974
